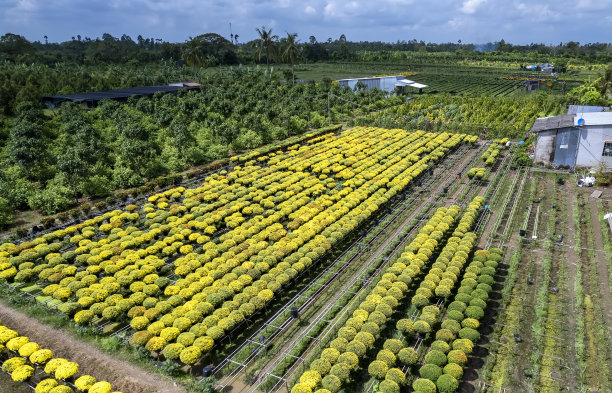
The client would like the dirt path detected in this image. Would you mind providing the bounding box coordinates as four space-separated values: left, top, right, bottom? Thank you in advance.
563 180 580 391
587 196 612 334
0 302 186 393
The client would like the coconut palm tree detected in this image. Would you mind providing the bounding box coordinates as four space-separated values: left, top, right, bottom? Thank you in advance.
282 33 299 84
595 66 612 97
182 37 204 79
254 26 278 73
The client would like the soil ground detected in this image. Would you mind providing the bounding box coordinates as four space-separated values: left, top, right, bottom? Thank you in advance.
0 301 186 393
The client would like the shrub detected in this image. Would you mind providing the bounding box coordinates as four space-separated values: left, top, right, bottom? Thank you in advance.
447 301 466 313
412 378 437 393
385 368 406 385
321 348 340 364
300 370 322 390
310 358 332 376
414 320 431 334
329 337 348 352
435 329 455 342
396 319 414 335
452 339 474 354
360 321 380 337
447 350 467 365
461 318 479 329
162 343 184 360
458 327 480 342
290 383 312 393
469 297 487 309
378 379 400 393
337 351 359 370
180 345 202 365
419 363 442 380
441 319 461 334
425 349 448 367
329 363 350 381
446 310 464 321
470 289 488 301
383 339 403 354
338 327 357 342
376 349 396 367
132 331 153 346
346 340 367 357
321 374 341 393
354 331 375 348
437 374 459 393
397 347 418 365
464 306 484 320
431 340 451 354
443 363 464 379
368 360 388 379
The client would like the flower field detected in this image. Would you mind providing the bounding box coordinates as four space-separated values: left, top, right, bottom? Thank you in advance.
2 117 609 393
0 126 478 374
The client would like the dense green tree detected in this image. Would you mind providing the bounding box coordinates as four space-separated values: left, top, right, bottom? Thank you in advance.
56 104 105 187
0 166 37 209
0 197 14 229
7 103 47 178
27 174 74 214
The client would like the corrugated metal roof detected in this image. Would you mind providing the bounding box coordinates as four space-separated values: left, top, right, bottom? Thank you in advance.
531 115 575 132
42 84 200 107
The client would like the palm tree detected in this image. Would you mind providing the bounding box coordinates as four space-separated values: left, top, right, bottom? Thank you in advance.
595 66 612 97
282 33 299 84
254 26 278 73
182 37 204 79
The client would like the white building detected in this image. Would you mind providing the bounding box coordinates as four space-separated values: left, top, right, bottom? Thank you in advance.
337 75 427 94
533 112 612 169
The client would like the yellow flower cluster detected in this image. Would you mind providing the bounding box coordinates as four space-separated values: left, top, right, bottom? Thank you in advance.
0 322 120 393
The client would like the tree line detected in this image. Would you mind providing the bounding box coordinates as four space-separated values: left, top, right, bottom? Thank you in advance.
2 30 611 68
0 68 399 227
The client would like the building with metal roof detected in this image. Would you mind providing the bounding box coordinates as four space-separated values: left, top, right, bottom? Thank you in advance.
42 82 201 108
533 112 612 169
337 75 427 95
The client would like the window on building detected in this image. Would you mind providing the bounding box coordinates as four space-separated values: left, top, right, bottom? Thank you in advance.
603 141 612 157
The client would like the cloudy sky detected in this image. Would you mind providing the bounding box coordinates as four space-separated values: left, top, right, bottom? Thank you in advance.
2 0 611 45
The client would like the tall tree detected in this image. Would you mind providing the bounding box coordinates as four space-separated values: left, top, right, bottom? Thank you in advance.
595 66 612 97
56 104 104 188
7 103 47 179
254 26 278 73
282 33 299 84
182 37 205 78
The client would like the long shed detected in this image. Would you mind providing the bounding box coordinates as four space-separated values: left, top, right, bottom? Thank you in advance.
42 82 200 108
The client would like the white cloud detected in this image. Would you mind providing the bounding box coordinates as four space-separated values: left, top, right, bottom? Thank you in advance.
1 0 610 45
460 0 487 14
